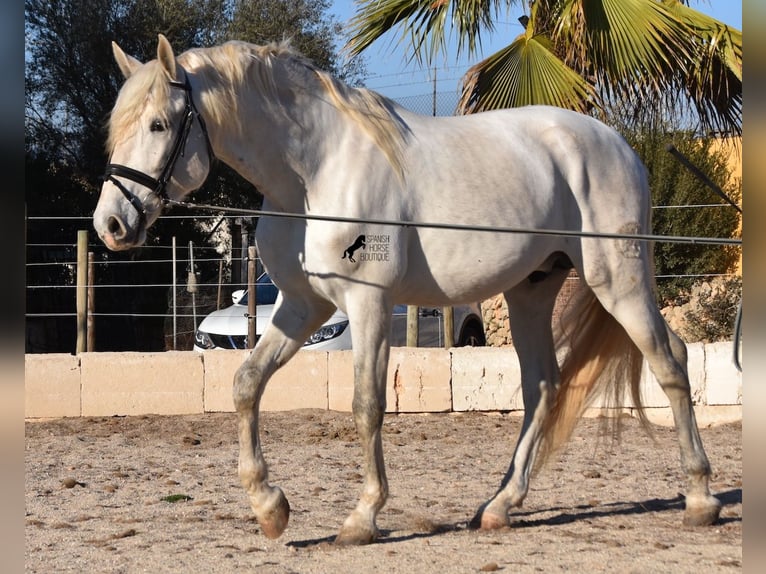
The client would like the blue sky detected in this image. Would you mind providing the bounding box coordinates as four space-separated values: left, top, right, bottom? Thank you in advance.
329 1 743 101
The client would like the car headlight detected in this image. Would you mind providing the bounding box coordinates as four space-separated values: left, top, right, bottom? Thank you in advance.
194 329 215 350
304 321 349 346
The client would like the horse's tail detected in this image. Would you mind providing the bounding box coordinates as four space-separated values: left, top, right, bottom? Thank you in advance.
537 285 649 467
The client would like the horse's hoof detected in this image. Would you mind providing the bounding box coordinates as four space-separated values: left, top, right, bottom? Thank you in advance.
479 511 510 531
469 504 509 530
256 487 290 539
335 524 379 546
683 495 721 526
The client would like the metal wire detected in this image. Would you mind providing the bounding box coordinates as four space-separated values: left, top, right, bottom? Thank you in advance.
164 199 742 247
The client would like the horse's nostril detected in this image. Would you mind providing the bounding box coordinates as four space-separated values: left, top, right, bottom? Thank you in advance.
106 215 126 238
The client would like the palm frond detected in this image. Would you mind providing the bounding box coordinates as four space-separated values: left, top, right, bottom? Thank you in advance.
660 0 742 135
451 0 504 55
458 31 599 114
345 0 519 65
344 0 449 64
553 0 695 94
549 0 740 135
662 0 741 80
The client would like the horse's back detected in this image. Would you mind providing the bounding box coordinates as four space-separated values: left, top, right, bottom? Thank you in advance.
401 105 649 224
385 106 652 303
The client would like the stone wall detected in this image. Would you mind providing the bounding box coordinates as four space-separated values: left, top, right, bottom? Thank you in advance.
25 341 742 426
481 272 581 347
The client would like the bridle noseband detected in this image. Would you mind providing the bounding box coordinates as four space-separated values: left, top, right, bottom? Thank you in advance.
103 75 213 227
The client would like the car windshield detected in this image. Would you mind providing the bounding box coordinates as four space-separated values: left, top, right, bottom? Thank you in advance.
238 273 279 306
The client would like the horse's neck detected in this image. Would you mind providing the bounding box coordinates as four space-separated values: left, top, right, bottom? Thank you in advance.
211 87 340 213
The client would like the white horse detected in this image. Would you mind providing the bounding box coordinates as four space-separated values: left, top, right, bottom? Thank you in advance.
93 35 721 544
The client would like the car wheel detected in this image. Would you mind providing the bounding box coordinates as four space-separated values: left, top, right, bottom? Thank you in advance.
458 322 486 347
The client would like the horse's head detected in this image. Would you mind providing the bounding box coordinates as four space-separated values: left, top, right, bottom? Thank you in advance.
94 34 212 251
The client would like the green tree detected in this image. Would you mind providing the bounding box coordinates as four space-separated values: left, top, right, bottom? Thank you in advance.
626 127 741 304
346 0 741 137
602 94 741 305
222 0 350 78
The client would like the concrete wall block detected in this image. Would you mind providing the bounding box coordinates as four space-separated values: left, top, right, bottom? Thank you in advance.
638 361 667 408
620 343 706 409
388 348 452 413
202 350 249 412
80 352 203 416
643 404 742 428
451 347 522 411
328 348 451 413
327 350 355 412
262 351 328 411
203 350 329 412
24 338 743 424
686 343 708 405
25 354 81 418
704 341 742 405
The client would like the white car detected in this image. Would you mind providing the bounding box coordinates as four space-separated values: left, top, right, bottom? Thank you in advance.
193 274 485 351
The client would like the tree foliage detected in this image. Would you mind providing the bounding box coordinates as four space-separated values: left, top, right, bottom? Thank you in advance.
25 0 360 191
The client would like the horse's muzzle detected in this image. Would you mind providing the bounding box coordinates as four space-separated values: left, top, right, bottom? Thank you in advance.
93 210 145 251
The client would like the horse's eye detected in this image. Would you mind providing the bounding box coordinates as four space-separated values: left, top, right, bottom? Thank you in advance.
150 119 165 132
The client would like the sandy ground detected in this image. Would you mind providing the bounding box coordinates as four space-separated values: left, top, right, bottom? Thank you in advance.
25 410 741 573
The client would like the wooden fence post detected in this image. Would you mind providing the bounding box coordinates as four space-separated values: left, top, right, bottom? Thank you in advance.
406 305 418 347
443 306 454 348
216 259 224 310
247 246 257 349
187 240 198 331
87 252 95 351
75 230 88 353
171 236 177 350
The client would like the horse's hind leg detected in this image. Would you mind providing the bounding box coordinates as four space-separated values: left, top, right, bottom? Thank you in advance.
234 293 334 539
474 266 570 529
589 274 721 526
661 322 721 525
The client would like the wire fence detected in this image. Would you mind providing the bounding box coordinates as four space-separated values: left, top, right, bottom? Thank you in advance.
25 204 741 354
24 84 743 353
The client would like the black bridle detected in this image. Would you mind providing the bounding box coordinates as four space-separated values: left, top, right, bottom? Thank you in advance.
103 75 213 227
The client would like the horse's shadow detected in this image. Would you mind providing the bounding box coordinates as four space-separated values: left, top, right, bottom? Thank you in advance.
286 489 741 548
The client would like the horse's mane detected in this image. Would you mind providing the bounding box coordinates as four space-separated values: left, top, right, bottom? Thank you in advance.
108 40 407 177
107 62 172 152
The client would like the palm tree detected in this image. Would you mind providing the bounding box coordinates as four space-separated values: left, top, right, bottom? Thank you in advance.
346 0 741 136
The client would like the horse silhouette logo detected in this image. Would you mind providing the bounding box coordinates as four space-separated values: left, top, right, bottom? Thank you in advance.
342 235 366 263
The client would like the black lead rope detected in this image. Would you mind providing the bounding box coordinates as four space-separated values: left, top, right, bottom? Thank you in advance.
665 144 742 213
733 300 742 372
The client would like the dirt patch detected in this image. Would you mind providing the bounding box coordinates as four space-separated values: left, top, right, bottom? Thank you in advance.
25 410 741 573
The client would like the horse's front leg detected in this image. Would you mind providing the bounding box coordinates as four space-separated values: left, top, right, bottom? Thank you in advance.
335 293 393 545
234 294 333 539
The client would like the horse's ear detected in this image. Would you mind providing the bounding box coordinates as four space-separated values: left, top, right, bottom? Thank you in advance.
157 34 178 82
112 41 142 80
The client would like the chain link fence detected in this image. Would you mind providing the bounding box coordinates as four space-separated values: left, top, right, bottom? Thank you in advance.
390 91 461 117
